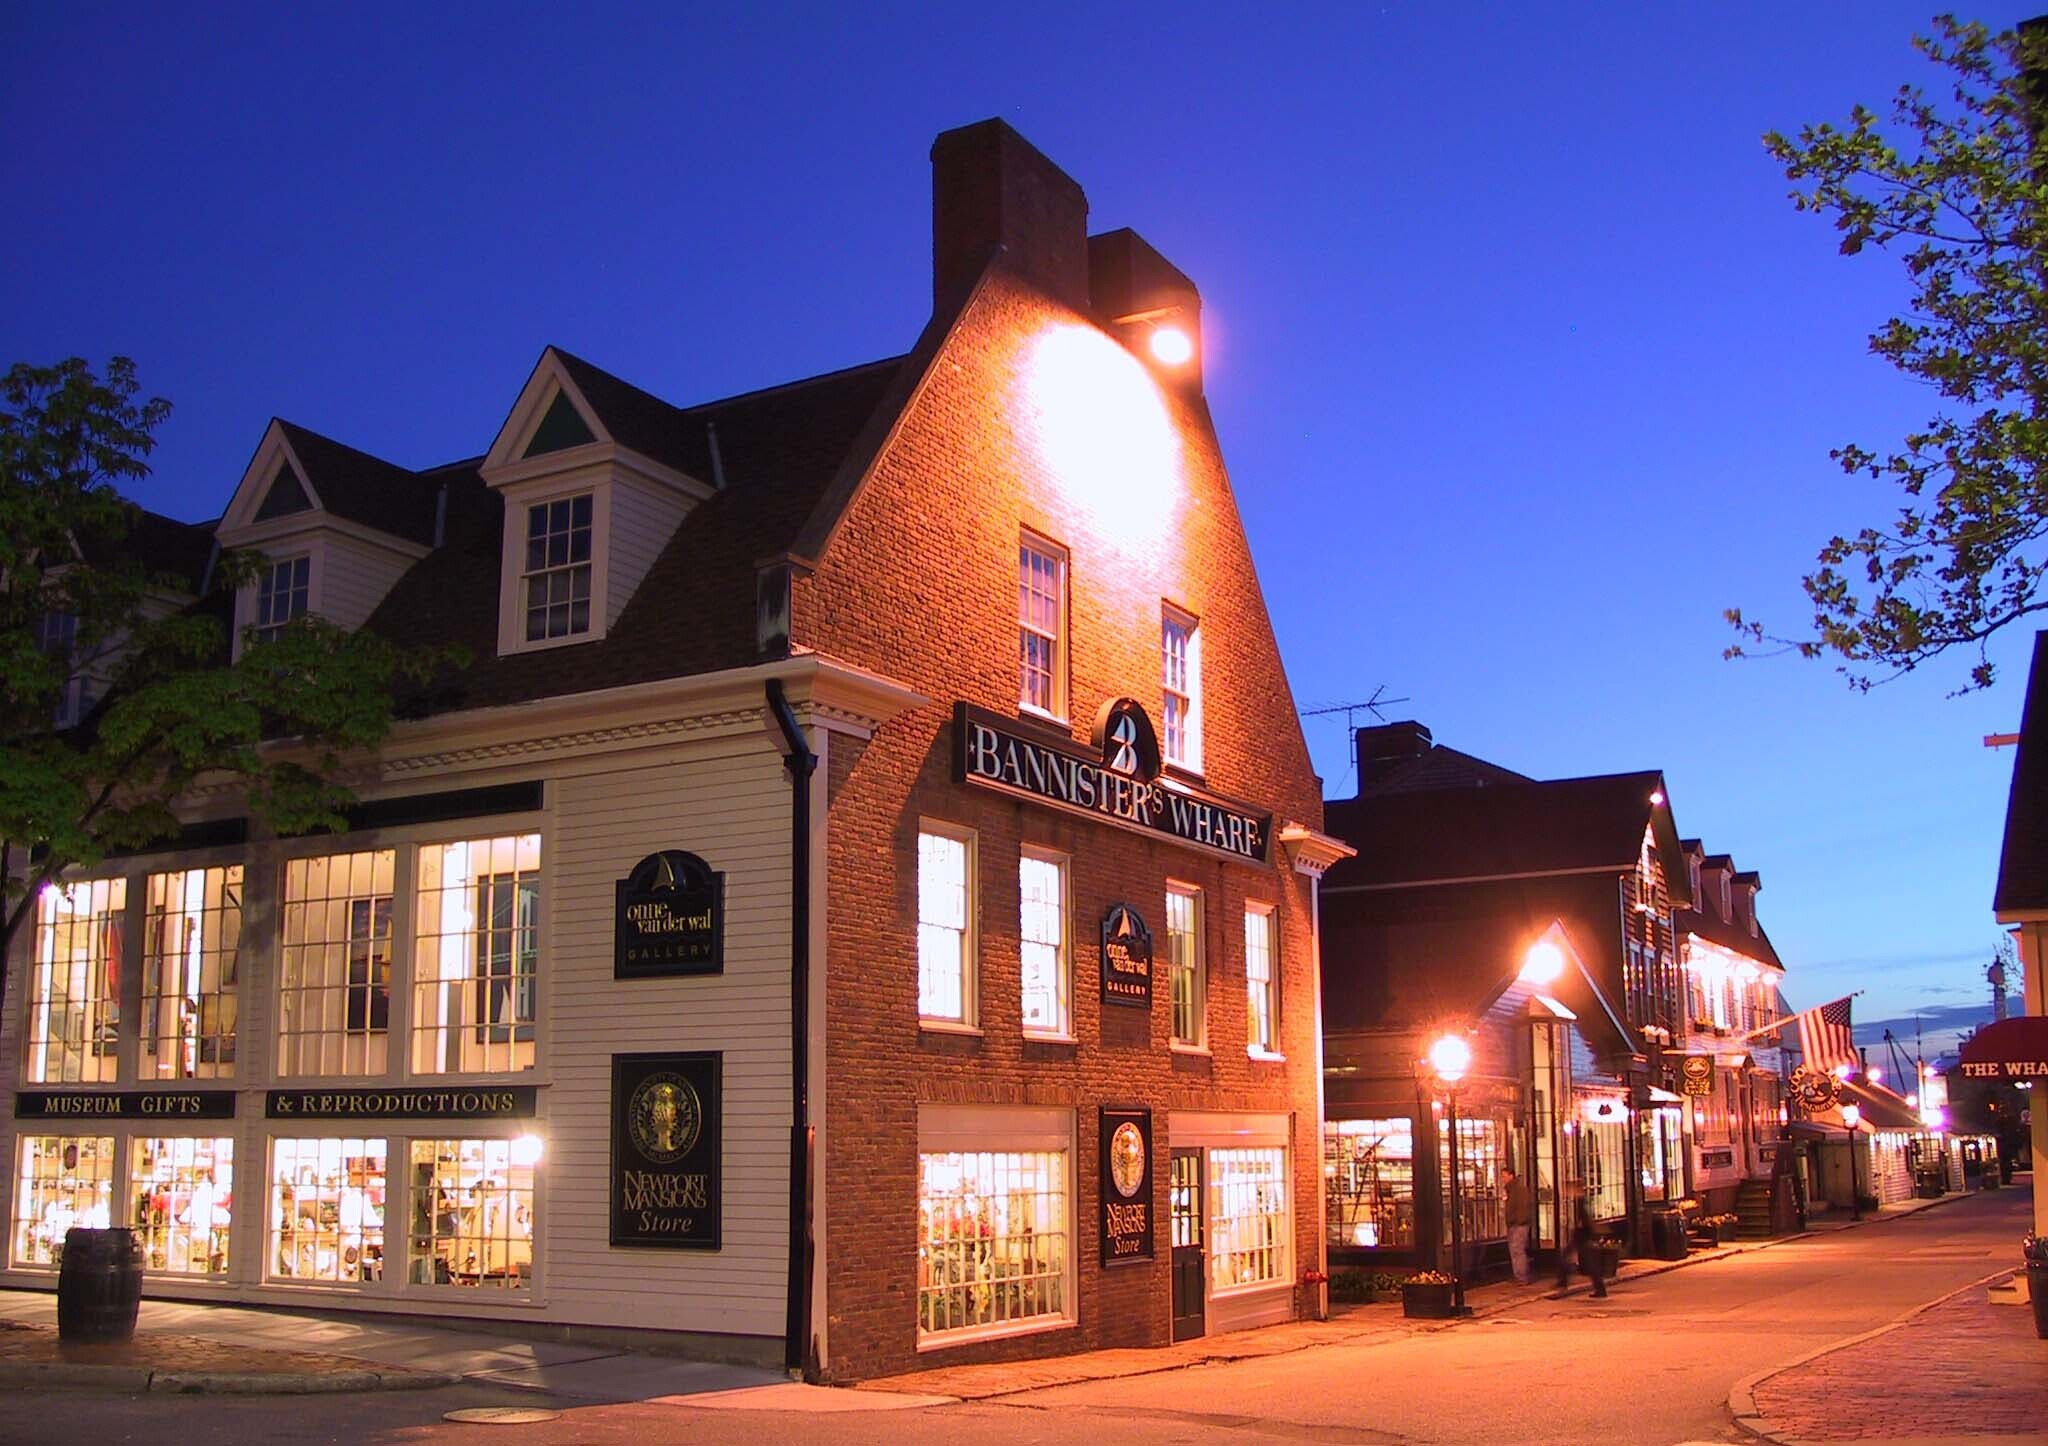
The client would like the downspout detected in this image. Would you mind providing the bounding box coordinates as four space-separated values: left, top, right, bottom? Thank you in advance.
767 678 816 1376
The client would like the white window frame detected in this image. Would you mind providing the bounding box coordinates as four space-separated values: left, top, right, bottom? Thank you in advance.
917 822 978 1030
517 492 596 646
410 832 544 1079
1018 847 1071 1041
1161 603 1202 773
1018 531 1069 721
1167 882 1206 1051
495 478 613 657
1244 902 1279 1058
249 552 314 647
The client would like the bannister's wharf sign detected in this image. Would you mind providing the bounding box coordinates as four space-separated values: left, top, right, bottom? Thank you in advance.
266 1087 538 1119
16 1091 236 1120
954 702 1272 864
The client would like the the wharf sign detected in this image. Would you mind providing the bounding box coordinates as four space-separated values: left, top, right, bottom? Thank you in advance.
953 702 1271 864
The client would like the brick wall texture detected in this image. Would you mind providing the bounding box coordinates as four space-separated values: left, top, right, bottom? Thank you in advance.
795 260 1328 1380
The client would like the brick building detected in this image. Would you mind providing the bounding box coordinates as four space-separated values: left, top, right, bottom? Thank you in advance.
1 120 1346 1381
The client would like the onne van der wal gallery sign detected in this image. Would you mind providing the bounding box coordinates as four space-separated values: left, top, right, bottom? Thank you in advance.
952 702 1272 864
1099 1107 1155 1265
16 1091 236 1120
615 850 724 979
1101 905 1154 1009
611 1051 721 1250
266 1088 538 1119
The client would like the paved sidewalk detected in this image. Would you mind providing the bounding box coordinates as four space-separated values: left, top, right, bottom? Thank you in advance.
0 1314 451 1394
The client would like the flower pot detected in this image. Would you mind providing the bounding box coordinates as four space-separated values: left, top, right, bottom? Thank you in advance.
1583 1242 1622 1282
1400 1281 1457 1319
2029 1264 2048 1341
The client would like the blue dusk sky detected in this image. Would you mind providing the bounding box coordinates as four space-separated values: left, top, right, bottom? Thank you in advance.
4 3 2034 1025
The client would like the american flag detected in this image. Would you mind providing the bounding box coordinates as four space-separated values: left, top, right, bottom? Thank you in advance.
1793 996 1857 1074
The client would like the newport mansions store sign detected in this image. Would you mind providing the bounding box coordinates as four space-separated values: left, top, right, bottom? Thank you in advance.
953 702 1273 864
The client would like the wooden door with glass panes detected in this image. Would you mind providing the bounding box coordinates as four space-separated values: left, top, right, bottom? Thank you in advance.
1170 1148 1204 1341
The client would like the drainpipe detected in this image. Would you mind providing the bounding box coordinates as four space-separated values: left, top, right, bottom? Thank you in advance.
767 678 816 1376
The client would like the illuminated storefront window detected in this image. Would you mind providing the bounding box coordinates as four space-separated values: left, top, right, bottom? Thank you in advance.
1209 1147 1288 1291
142 866 243 1079
1018 851 1068 1036
917 826 974 1024
27 879 126 1084
1581 1106 1629 1222
1323 1118 1413 1248
132 1137 233 1275
12 1136 114 1267
407 1138 538 1289
414 834 541 1075
1438 1115 1508 1242
916 1150 1068 1340
1244 905 1277 1053
269 1137 387 1285
278 851 394 1077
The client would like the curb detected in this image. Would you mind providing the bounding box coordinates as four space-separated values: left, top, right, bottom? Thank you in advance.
0 1359 463 1395
1725 1267 2016 1445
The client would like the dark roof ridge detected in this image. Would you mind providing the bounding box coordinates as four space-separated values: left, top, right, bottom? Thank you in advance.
275 417 411 473
676 354 909 415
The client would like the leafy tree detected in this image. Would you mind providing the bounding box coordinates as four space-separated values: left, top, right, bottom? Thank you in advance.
1728 15 2048 690
0 357 450 1015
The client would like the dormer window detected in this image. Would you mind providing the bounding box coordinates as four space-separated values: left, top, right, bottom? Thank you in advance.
522 494 594 642
252 556 310 644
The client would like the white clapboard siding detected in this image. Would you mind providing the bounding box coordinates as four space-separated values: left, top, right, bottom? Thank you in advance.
604 475 693 631
317 533 419 632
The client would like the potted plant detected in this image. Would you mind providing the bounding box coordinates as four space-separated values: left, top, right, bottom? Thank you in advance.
1583 1235 1624 1282
1708 1212 1740 1245
1399 1270 1458 1319
2025 1234 2048 1340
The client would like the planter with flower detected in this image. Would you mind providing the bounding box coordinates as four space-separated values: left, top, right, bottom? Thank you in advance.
1399 1269 1458 1319
1583 1236 1624 1281
1700 1212 1740 1246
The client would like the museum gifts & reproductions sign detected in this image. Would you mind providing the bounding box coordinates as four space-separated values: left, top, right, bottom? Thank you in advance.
610 1051 721 1249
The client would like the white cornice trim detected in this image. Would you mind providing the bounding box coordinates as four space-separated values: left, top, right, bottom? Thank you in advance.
1278 822 1355 877
216 511 431 560
484 441 714 501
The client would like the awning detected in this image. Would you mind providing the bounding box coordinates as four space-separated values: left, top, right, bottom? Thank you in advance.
1956 1016 2048 1081
1645 1086 1685 1105
1836 1079 1923 1132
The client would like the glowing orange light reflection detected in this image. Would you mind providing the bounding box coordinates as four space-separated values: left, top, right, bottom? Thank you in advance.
1020 324 1186 553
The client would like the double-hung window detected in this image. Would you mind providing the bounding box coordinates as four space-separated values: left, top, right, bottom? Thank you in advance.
1019 850 1069 1037
918 825 975 1025
253 556 310 644
1018 533 1067 718
27 879 126 1084
278 851 395 1077
1162 605 1200 770
1167 884 1204 1048
523 494 593 642
1244 904 1277 1054
414 834 542 1075
142 865 243 1079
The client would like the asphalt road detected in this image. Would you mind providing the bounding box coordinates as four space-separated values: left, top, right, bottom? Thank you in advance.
3 1188 2028 1446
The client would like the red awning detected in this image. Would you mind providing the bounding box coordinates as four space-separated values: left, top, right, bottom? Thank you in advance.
1956 1016 2048 1081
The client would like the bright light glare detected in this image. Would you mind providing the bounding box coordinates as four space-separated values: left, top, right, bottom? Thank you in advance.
1023 324 1184 549
1149 326 1193 365
1867 1065 1883 1083
1519 939 1566 986
1840 1103 1861 1130
1833 1064 1855 1080
1428 1033 1472 1084
511 1134 544 1168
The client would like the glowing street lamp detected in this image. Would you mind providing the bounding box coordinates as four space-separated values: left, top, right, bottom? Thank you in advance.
1148 326 1193 366
1841 1102 1864 1220
1429 1031 1474 1313
1519 939 1566 987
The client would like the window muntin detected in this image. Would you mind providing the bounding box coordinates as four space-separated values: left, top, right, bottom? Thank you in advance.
916 1149 1068 1340
1018 534 1067 717
1244 904 1277 1053
1582 1114 1629 1222
12 1136 114 1267
1167 885 1204 1047
407 1138 538 1290
522 494 593 642
142 866 242 1080
1209 1147 1288 1292
278 851 395 1078
27 879 126 1084
253 555 310 643
269 1137 387 1285
917 827 974 1024
132 1136 233 1276
1018 851 1068 1036
1437 1114 1507 1242
1324 1119 1414 1249
1161 606 1200 770
414 835 541 1076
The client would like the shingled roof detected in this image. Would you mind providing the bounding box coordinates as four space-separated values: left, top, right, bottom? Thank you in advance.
276 420 441 547
1995 629 2048 914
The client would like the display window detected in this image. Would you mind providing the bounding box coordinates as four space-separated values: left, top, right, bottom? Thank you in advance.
1323 1118 1414 1248
269 1137 387 1285
1581 1109 1629 1221
278 850 395 1077
142 865 243 1080
407 1137 539 1289
1438 1114 1510 1241
915 1149 1068 1341
13 1136 115 1267
413 834 541 1075
27 879 126 1084
132 1136 233 1275
1209 1146 1288 1291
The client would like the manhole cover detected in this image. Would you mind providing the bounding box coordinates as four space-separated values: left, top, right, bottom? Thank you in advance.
443 1407 564 1425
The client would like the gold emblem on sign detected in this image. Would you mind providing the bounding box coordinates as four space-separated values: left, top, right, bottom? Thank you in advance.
1109 1121 1146 1198
628 1073 702 1164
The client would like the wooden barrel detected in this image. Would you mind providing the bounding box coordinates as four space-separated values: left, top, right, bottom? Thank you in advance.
57 1227 142 1344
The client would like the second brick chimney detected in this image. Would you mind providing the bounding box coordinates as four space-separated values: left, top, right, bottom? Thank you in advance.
931 119 1090 312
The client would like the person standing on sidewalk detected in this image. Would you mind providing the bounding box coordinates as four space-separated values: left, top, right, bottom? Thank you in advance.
1504 1166 1533 1284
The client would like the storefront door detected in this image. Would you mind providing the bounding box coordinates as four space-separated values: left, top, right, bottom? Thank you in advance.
1169 1148 1204 1341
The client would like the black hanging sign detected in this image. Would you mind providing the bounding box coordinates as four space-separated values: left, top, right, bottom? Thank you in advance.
266 1087 537 1119
1099 1106 1155 1265
615 850 724 979
16 1091 237 1120
1101 905 1155 1010
1679 1055 1715 1098
610 1051 721 1250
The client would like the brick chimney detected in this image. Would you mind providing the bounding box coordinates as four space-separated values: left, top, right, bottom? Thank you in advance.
1355 721 1433 787
931 119 1090 312
1088 228 1204 393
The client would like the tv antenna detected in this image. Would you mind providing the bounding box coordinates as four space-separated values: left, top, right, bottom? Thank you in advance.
1301 685 1411 792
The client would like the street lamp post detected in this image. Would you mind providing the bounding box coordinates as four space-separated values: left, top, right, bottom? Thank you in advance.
1842 1102 1863 1221
1429 1033 1474 1316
